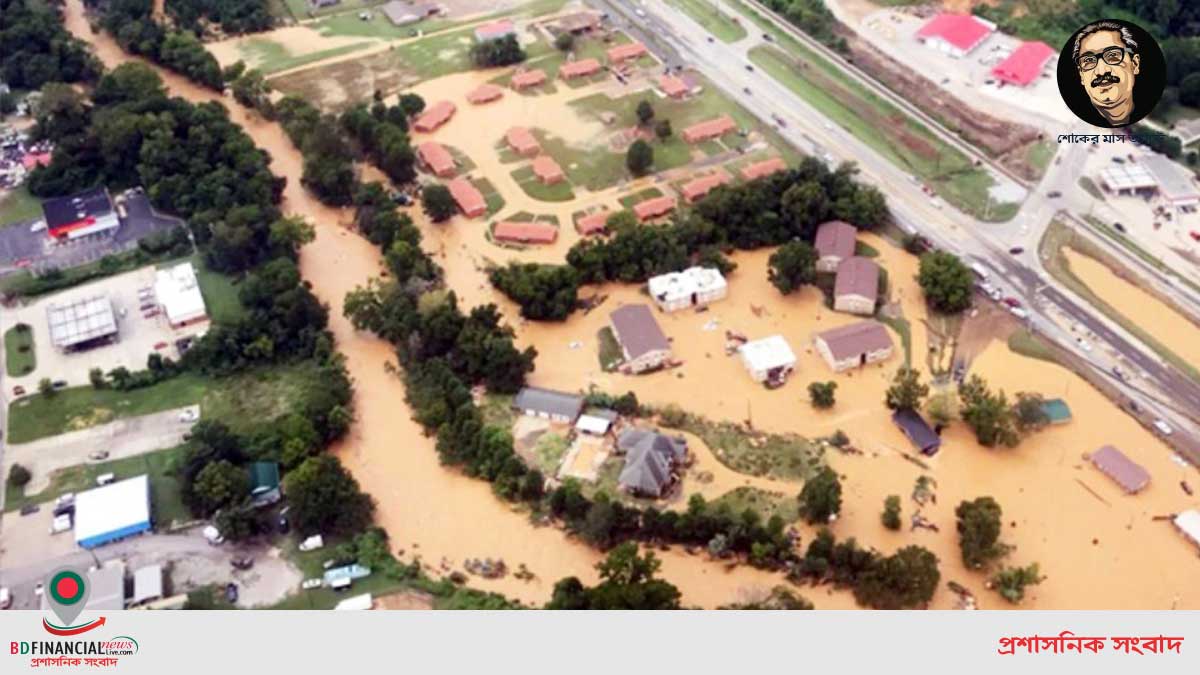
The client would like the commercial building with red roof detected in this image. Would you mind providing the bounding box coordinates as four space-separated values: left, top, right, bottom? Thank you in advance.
506 127 541 156
493 221 558 244
633 195 677 221
511 69 547 89
659 74 689 99
559 58 602 80
466 83 503 104
682 115 736 143
576 210 610 235
447 178 486 218
915 13 994 58
740 157 787 181
991 41 1055 86
680 170 731 203
607 42 647 64
532 155 565 185
417 141 456 177
413 101 456 132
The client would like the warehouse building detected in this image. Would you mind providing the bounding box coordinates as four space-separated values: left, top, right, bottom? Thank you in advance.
740 157 787 181
633 195 676 221
42 187 120 240
154 261 209 329
739 335 796 385
47 295 118 352
813 320 893 372
609 304 672 374
815 220 857 273
513 386 583 423
1143 154 1200 212
991 41 1055 87
833 256 880 315
647 266 727 313
915 13 994 58
74 475 152 549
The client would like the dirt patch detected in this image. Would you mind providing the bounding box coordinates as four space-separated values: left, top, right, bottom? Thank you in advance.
269 50 422 112
376 590 436 609
955 304 1013 368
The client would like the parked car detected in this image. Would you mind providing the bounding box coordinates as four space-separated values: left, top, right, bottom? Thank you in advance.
96 473 115 486
706 36 714 43
19 504 39 516
203 525 225 545
1128 400 1141 413
55 493 75 508
49 514 72 535
301 579 322 590
88 450 110 461
179 409 199 423
34 583 43 597
1153 419 1174 436
1002 297 1021 308
1008 246 1024 255
1111 157 1125 163
1009 307 1029 319
224 583 238 604
1113 222 1126 233
745 64 754 72
743 87 751 95
52 380 67 390
1075 338 1092 352
1047 190 1062 198
1190 231 1200 242
299 535 325 552
154 341 168 350
231 557 254 570
12 385 24 397
0 587 11 609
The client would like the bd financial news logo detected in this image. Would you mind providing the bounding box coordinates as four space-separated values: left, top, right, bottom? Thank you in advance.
9 566 139 667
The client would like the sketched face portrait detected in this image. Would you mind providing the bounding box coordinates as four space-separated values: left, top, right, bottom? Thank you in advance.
1057 19 1164 129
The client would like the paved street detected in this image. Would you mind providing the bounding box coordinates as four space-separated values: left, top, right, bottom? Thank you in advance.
599 0 1200 454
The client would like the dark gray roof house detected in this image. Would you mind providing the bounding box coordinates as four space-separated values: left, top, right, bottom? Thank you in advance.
892 409 941 455
513 386 584 421
619 446 673 497
617 427 688 463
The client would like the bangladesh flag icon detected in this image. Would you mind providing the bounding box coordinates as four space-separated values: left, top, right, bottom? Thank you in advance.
45 567 90 626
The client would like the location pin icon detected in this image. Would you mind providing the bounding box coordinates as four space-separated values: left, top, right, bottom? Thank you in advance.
45 566 90 626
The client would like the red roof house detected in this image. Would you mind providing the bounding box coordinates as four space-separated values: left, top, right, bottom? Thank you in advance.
493 221 558 244
607 42 647 64
532 155 565 185
447 178 486 218
559 58 602 80
991 41 1055 86
417 141 456 177
413 101 456 132
633 195 676 221
576 211 611 235
659 74 689 99
740 157 787 180
916 14 993 57
511 69 548 90
475 19 515 42
680 170 731 203
682 115 736 143
466 83 503 104
506 127 541 156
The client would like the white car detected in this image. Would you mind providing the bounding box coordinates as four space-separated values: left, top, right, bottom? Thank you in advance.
0 586 11 609
299 535 325 552
301 579 323 590
1076 339 1092 352
1009 307 1028 319
179 409 199 423
1153 419 1173 436
49 514 72 535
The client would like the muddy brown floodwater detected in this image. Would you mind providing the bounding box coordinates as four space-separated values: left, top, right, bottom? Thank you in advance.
63 0 1200 608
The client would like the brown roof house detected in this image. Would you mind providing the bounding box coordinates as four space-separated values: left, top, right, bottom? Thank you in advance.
814 220 857 273
416 141 456 177
633 195 676 222
492 221 557 245
834 256 880 316
511 69 548 90
506 127 541 157
466 83 503 104
607 42 648 64
576 210 610 235
447 178 486 218
609 304 671 374
682 115 736 144
1089 445 1150 494
532 155 565 185
680 170 731 203
659 74 689 99
413 101 456 132
617 428 689 498
559 58 602 80
557 11 601 34
740 157 787 180
814 321 893 372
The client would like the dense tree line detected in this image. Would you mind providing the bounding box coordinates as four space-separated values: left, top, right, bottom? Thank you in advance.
469 35 526 67
99 0 225 90
167 0 274 36
489 263 580 321
917 251 974 314
547 543 682 610
340 101 418 186
1 0 102 90
757 0 847 53
275 96 358 206
785 528 940 609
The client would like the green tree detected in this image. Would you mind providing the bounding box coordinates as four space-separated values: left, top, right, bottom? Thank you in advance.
808 381 837 409
284 455 375 536
268 216 315 255
991 563 1043 604
781 182 830 238
798 466 842 524
215 500 263 542
192 460 250 517
625 139 654 176
0 93 15 115
554 32 575 51
398 93 426 117
38 377 55 398
489 262 579 321
422 184 457 223
767 240 817 294
1180 72 1200 107
853 545 940 609
917 251 974 313
958 375 1019 448
885 366 928 411
547 542 682 609
956 496 1006 570
7 463 31 488
1013 392 1050 433
654 118 672 140
89 368 107 389
881 495 902 531
636 100 655 125
469 35 526 67
926 390 957 426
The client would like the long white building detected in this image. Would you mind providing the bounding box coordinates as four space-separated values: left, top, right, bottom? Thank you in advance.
647 267 727 313
154 262 208 328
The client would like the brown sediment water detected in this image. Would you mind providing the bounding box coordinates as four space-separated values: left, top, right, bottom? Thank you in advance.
63 0 1200 608
1062 248 1200 367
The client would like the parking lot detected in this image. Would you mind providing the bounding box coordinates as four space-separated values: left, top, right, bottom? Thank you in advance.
1 265 208 391
0 189 183 275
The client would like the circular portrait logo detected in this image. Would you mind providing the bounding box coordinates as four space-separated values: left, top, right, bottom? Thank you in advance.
1056 19 1165 128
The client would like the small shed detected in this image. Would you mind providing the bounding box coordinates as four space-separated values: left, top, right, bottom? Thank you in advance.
249 461 282 507
575 413 613 436
1089 445 1150 494
892 409 941 456
1040 398 1072 425
132 564 164 606
738 335 796 384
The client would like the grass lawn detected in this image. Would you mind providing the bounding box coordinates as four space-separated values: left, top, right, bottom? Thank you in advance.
4 444 190 526
877 314 912 366
0 185 42 227
474 178 505 216
239 37 374 75
668 0 747 43
661 413 823 481
4 325 35 377
618 187 664 208
710 486 800 522
1007 328 1059 365
1078 176 1105 201
479 393 515 429
177 255 246 324
282 0 385 20
6 362 325 444
1040 220 1200 386
597 326 623 371
1024 140 1055 176
747 44 1009 221
510 166 576 202
532 432 569 475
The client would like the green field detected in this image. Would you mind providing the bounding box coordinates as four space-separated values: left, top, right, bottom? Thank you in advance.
0 185 42 227
6 362 324 444
191 258 247 324
3 325 35 377
4 445 189 526
239 38 374 75
282 0 385 21
510 166 575 202
668 0 748 43
618 187 664 209
709 486 800 522
1007 329 1059 365
748 45 1011 221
